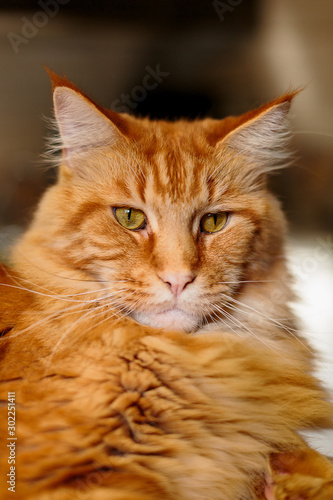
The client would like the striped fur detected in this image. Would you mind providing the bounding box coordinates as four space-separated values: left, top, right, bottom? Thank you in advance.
14 83 298 334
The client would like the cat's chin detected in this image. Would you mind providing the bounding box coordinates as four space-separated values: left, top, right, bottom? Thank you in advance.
131 308 200 332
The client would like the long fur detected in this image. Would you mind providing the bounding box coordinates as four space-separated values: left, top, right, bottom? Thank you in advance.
0 77 332 500
0 309 331 500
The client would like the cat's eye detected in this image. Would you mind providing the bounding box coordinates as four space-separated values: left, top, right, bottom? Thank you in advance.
113 207 146 230
200 212 229 233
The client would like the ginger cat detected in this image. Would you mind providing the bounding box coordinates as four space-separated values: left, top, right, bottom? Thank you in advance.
0 72 332 499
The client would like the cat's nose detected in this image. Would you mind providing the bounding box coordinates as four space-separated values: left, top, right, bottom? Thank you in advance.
158 272 196 297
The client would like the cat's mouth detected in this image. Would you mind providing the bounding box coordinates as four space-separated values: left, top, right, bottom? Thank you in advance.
131 307 200 332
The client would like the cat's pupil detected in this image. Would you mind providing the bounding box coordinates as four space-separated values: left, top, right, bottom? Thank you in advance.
127 208 131 222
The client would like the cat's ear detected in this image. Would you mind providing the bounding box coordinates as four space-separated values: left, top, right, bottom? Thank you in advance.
46 70 124 166
53 86 121 163
216 91 300 188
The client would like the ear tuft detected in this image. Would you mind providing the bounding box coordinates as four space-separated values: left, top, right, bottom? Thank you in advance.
44 66 77 92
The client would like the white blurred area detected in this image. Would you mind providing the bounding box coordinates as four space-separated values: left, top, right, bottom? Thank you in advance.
288 238 333 455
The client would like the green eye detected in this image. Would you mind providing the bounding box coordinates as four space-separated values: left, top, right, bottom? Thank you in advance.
114 207 146 230
200 212 228 233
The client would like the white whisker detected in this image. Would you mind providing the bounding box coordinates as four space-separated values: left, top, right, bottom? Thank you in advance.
219 293 313 356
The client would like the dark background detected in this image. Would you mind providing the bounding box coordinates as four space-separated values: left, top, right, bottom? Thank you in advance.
0 0 333 233
0 0 332 452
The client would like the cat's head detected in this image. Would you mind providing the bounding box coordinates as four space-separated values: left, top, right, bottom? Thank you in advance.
17 73 297 332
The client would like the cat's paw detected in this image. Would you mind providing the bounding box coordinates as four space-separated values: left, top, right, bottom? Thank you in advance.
273 474 333 500
269 449 333 500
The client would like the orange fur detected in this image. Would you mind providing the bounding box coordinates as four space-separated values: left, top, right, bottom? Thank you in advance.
0 264 32 333
269 449 333 499
0 314 332 500
0 75 332 499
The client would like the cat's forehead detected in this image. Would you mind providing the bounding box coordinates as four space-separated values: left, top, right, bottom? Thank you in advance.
123 120 218 204
128 130 214 207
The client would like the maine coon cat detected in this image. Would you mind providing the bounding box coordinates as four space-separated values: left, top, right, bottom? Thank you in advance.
0 71 332 500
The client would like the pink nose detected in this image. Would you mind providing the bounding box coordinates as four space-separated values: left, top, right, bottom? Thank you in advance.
158 272 196 297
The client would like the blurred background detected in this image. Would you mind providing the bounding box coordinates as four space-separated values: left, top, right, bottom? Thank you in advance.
0 0 332 453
